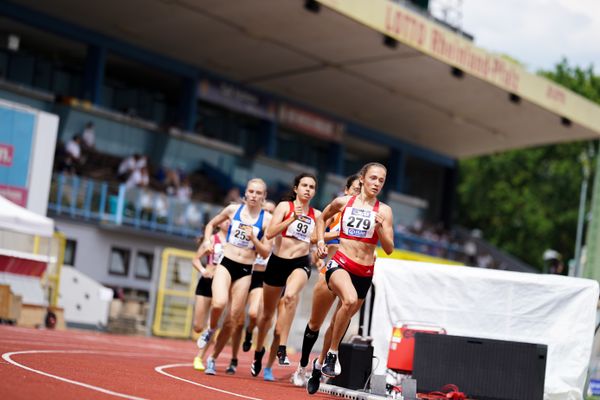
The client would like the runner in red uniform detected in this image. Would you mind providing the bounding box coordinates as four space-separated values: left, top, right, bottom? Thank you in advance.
308 162 394 394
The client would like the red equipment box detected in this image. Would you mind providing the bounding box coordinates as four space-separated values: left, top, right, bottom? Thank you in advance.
387 322 446 373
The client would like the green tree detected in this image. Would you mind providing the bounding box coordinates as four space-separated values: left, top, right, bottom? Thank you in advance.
457 59 599 270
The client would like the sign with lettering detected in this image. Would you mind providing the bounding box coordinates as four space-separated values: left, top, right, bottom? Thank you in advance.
0 144 13 166
316 0 600 134
0 107 35 206
198 78 276 121
278 104 344 142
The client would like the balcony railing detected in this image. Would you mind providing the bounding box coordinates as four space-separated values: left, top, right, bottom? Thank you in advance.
48 173 222 239
48 173 466 261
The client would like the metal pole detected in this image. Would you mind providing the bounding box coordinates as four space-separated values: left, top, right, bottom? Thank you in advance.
573 174 588 277
574 145 594 277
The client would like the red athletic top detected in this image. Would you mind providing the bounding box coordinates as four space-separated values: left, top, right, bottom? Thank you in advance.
339 196 380 245
281 201 316 243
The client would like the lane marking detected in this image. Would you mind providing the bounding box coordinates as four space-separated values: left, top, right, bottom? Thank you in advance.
155 363 263 400
2 349 148 400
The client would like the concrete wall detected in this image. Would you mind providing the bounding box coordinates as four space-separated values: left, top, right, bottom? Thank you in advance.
55 217 193 293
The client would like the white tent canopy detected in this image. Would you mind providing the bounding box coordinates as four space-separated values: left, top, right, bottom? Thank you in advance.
0 195 54 237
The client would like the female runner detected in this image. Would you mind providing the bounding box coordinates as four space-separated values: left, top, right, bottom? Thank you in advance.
292 174 360 386
196 178 272 375
226 200 276 374
191 218 229 371
251 173 320 378
309 162 394 392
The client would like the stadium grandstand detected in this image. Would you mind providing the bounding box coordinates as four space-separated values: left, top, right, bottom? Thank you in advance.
1 1 600 398
1 0 600 310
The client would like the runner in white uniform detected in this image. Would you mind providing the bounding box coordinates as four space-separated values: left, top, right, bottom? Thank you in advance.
196 179 272 376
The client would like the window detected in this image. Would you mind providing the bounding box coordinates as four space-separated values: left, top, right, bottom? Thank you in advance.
108 247 130 276
134 252 153 280
63 239 77 266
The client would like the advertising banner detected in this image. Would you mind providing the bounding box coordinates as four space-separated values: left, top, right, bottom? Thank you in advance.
278 103 344 142
198 78 276 121
316 0 600 134
0 107 35 206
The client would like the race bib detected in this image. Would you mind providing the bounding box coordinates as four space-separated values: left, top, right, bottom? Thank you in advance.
341 207 376 239
285 215 314 243
229 221 259 249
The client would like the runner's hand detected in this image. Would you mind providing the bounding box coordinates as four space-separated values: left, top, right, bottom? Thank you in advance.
243 225 255 240
293 203 304 218
375 213 385 229
317 241 328 258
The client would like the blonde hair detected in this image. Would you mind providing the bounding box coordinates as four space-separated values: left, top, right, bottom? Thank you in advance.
247 178 267 195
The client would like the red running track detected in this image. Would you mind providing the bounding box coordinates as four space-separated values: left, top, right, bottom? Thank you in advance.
0 326 337 400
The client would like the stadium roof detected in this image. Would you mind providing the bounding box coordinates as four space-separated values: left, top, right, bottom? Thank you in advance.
6 0 600 159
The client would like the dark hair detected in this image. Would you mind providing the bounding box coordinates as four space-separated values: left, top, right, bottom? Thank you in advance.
359 162 387 178
345 174 359 190
282 172 317 201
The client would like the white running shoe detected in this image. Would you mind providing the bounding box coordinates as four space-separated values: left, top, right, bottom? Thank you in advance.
291 365 307 387
197 328 214 349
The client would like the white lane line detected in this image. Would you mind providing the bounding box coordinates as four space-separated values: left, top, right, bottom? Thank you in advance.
2 350 147 400
0 338 195 357
155 363 263 400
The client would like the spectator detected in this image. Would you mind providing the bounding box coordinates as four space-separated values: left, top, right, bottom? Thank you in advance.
165 168 181 196
154 193 169 223
63 134 83 174
135 154 148 171
118 153 140 182
463 234 478 266
543 249 564 274
177 177 193 202
82 121 96 150
223 187 242 205
126 166 150 189
477 252 494 269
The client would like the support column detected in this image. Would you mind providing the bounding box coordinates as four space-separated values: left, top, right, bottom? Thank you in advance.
179 76 198 131
82 44 106 105
440 163 458 229
264 120 278 158
329 142 344 176
388 148 405 193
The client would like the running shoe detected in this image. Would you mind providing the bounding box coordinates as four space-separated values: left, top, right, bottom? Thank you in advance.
277 346 290 366
306 358 322 395
291 365 307 387
196 328 214 349
321 351 341 377
205 357 216 375
263 367 275 382
193 356 205 371
242 329 253 352
225 358 238 375
251 347 265 377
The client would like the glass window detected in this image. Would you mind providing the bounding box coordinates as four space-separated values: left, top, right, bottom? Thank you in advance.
134 252 153 280
108 247 130 276
63 239 77 266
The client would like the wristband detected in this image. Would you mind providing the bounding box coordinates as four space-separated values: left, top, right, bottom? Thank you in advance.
317 240 325 246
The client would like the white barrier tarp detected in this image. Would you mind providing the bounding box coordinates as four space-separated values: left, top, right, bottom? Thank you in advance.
0 195 54 237
371 259 599 400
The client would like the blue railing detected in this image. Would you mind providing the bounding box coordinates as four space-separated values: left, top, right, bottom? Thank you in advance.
48 173 223 238
48 173 465 260
394 232 466 262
